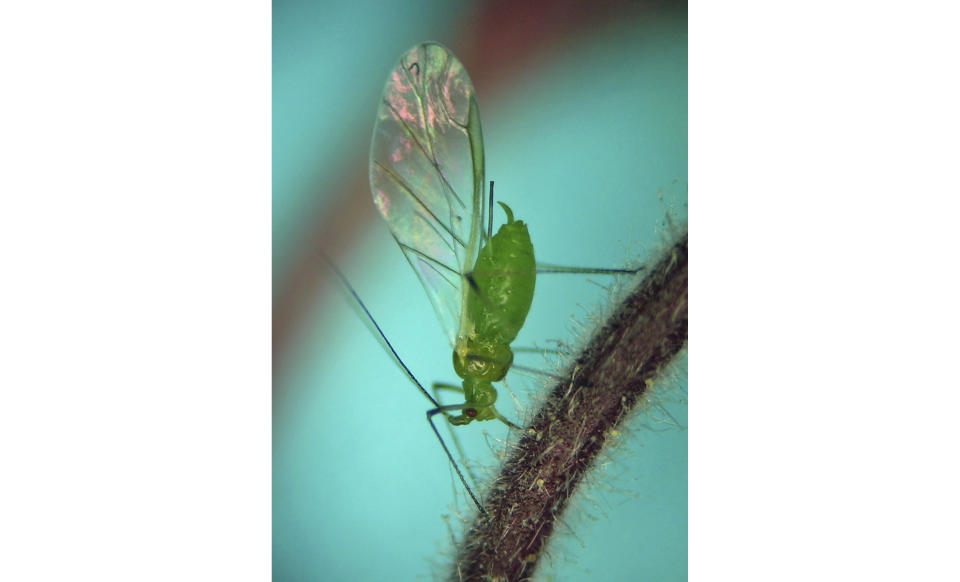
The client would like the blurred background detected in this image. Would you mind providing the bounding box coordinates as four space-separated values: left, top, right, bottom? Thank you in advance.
273 1 687 580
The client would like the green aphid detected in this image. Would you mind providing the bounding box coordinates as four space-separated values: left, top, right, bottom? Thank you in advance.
370 42 535 430
337 42 639 514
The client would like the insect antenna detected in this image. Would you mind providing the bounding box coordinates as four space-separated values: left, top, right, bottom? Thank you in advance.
320 251 488 516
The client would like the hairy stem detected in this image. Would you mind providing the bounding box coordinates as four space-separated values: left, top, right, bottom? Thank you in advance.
451 233 688 582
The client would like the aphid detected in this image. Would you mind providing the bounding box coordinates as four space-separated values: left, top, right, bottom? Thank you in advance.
371 42 535 429
329 42 640 514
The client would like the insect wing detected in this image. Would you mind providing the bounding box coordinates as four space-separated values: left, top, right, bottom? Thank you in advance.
369 42 485 346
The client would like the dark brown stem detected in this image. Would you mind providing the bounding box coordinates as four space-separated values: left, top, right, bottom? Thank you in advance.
451 234 688 582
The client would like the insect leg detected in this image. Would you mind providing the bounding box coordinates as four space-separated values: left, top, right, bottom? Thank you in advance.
321 252 487 515
535 263 645 276
431 382 483 490
491 410 523 431
508 362 566 382
512 346 567 356
486 180 494 241
426 404 488 516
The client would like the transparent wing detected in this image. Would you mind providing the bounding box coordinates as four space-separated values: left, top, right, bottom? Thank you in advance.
369 42 485 346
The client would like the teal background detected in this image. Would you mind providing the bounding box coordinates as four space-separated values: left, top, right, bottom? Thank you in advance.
273 2 687 580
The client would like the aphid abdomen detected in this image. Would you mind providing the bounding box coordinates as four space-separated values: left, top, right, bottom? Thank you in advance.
468 202 536 346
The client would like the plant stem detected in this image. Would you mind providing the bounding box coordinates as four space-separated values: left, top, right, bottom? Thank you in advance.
451 233 688 582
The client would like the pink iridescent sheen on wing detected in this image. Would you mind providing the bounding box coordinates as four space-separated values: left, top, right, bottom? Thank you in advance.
373 188 390 219
369 43 485 345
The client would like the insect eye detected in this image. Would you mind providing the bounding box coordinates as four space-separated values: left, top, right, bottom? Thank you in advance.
465 408 477 418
